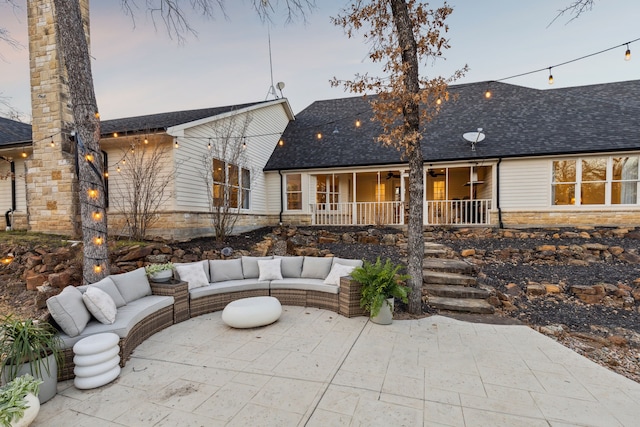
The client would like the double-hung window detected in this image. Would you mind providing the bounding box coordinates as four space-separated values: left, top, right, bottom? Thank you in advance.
212 158 250 209
286 174 302 210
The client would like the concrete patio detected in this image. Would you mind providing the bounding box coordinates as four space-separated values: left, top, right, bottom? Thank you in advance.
34 306 640 426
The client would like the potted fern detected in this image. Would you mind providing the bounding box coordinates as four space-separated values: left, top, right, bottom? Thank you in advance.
0 374 41 427
351 258 410 325
0 316 62 404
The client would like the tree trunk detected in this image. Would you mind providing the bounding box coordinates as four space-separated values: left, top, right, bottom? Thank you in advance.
390 0 424 314
52 0 109 284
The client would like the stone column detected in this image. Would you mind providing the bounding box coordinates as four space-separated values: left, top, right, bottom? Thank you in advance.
26 0 90 236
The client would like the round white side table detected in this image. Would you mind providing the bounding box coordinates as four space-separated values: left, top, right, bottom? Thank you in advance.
73 332 121 389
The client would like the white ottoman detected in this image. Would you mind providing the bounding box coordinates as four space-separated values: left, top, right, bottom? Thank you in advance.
73 332 121 389
222 296 282 328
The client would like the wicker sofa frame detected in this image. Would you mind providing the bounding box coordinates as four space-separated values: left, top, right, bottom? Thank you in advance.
57 284 176 381
189 276 366 319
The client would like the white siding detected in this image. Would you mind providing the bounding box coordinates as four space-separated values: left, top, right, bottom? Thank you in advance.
0 159 27 214
264 171 282 214
500 158 549 209
174 102 290 214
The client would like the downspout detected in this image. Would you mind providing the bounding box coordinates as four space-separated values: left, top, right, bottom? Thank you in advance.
1 157 16 229
496 157 504 229
278 170 283 225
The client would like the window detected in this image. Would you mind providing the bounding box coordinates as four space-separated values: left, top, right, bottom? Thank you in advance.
552 156 639 206
212 159 250 209
316 174 339 209
286 174 302 210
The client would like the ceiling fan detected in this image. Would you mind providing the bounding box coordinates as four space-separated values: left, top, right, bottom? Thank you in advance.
428 170 445 178
386 172 401 180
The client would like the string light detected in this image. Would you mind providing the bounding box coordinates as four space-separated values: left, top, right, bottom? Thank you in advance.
88 188 98 198
21 149 27 158
208 139 212 150
144 137 148 144
548 67 554 85
104 171 109 178
278 139 284 146
95 112 100 119
355 119 361 128
92 211 102 220
116 166 121 172
94 236 104 245
316 132 322 140
625 43 631 61
50 139 54 147
174 140 179 148
93 264 102 273
435 98 442 105
113 132 118 138
85 153 94 162
242 138 247 150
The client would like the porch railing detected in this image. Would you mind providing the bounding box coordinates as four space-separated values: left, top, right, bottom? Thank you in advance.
310 199 492 226
426 199 492 225
310 202 404 225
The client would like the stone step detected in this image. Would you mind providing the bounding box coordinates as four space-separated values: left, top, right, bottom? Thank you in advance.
422 258 474 274
424 284 490 299
423 270 477 286
427 296 495 314
424 242 448 258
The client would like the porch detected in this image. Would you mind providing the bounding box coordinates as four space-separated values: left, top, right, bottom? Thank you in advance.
308 165 493 226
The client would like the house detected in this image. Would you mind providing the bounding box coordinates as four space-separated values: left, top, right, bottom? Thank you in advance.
0 99 294 240
264 80 640 228
2 80 639 238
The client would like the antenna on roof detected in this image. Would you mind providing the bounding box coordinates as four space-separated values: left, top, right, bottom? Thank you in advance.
265 26 280 100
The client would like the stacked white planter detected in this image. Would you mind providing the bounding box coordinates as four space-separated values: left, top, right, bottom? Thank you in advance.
73 333 121 389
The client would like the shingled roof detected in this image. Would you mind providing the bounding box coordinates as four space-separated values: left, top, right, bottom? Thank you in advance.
0 117 32 147
264 80 640 171
100 101 267 135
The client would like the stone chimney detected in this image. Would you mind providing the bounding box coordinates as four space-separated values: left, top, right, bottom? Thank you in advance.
26 0 90 236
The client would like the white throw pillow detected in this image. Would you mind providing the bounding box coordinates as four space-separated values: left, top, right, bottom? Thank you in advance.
323 263 356 286
175 263 210 290
82 286 117 325
258 259 283 281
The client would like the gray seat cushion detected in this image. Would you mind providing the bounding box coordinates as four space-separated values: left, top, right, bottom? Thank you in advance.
301 257 333 280
274 256 304 278
189 279 270 299
270 278 339 294
241 256 273 279
209 259 244 283
57 295 174 349
110 267 152 303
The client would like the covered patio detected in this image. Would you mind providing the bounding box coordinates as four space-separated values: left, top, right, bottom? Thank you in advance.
35 306 640 426
309 165 492 227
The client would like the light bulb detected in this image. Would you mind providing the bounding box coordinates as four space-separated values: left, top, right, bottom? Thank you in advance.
94 264 102 273
316 132 322 140
436 98 442 105
625 44 631 61
144 137 148 144
484 89 492 99
548 68 554 85
278 139 284 146
242 141 247 150
94 236 103 245
50 139 55 147
92 212 102 220
174 140 179 148
355 119 361 128
85 153 94 162
104 172 109 178
116 166 121 172
88 189 98 198
207 140 212 150
21 150 27 158
113 132 118 138
94 112 100 119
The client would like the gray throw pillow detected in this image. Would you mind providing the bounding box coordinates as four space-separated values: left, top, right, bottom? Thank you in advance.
301 257 333 280
91 276 127 308
46 286 91 337
209 259 244 283
110 267 152 303
275 256 304 278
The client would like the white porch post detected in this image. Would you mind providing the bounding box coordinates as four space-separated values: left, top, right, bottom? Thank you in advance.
352 172 357 225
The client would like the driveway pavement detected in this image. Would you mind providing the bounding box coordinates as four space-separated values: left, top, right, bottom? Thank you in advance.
34 307 640 426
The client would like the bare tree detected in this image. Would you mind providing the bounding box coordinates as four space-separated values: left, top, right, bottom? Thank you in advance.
200 114 254 241
331 0 467 314
549 0 595 26
111 139 174 240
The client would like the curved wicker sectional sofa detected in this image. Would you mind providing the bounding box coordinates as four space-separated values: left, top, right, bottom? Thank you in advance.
180 256 366 318
48 256 366 381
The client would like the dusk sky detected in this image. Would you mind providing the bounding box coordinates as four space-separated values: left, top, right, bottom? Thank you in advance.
1 0 639 121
